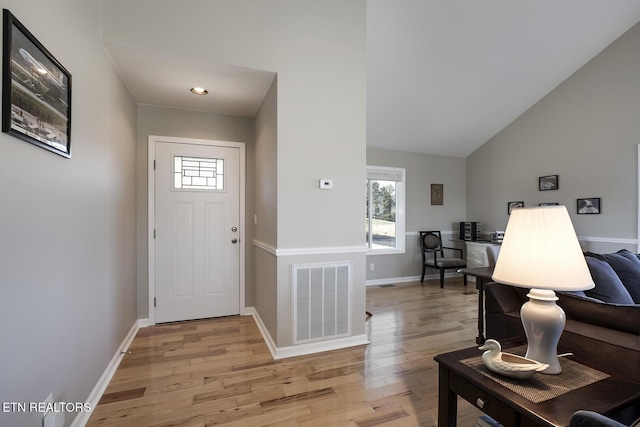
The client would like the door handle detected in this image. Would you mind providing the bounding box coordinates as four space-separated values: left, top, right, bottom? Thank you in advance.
231 238 238 244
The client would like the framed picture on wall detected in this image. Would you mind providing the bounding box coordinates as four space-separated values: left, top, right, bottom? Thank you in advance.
539 175 558 191
431 183 443 205
2 9 72 158
508 201 524 215
577 198 601 214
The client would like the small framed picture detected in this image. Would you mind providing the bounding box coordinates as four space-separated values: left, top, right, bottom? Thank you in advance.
577 198 601 214
508 201 524 215
539 175 558 191
431 183 443 205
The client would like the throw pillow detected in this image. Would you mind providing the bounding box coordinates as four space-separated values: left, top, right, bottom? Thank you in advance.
598 249 640 303
583 256 635 304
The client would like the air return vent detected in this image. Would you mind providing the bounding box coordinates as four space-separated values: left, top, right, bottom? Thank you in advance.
293 262 351 344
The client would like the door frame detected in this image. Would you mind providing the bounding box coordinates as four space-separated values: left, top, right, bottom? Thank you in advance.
147 135 246 325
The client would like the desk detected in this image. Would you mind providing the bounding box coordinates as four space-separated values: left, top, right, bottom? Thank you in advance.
435 345 640 427
458 266 494 345
464 241 497 269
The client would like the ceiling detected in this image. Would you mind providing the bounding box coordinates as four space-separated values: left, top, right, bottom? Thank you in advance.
105 43 276 117
105 1 640 158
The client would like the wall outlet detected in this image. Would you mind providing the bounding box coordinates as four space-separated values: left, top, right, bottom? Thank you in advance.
370 263 375 272
253 214 258 226
43 410 64 427
42 393 64 427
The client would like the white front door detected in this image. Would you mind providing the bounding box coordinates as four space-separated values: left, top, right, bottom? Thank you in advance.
154 139 240 323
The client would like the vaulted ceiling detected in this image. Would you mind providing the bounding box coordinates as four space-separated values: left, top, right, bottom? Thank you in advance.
105 1 640 158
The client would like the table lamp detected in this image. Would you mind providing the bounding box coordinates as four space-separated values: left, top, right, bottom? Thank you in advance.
491 206 594 374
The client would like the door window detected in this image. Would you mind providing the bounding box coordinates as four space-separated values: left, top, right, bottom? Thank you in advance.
173 156 224 190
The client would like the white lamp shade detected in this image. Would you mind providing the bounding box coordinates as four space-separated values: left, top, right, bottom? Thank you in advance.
492 206 594 291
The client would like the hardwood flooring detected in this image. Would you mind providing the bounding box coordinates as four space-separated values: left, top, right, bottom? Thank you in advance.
88 278 483 426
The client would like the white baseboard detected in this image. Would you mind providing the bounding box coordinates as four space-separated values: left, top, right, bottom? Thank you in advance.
246 307 369 360
245 307 277 359
366 275 422 286
365 271 463 287
71 319 145 427
274 334 369 359
138 318 152 328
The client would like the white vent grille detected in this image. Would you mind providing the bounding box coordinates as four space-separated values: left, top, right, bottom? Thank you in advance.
293 262 351 344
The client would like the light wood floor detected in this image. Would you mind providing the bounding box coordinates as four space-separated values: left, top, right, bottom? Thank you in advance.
88 278 483 426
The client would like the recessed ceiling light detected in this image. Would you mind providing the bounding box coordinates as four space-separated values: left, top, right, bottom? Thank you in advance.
190 87 208 95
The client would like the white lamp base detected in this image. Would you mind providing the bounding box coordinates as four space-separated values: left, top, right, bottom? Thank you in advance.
520 289 566 374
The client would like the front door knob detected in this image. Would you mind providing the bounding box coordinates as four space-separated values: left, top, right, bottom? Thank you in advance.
231 238 238 244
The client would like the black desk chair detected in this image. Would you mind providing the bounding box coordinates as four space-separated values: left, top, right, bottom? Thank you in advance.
419 231 467 288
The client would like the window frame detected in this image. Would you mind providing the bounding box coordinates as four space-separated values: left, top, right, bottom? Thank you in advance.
365 165 406 255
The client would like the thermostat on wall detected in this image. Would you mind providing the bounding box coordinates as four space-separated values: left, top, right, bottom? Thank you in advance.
319 179 333 189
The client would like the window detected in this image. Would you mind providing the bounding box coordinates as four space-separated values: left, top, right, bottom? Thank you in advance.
173 156 224 190
365 166 405 253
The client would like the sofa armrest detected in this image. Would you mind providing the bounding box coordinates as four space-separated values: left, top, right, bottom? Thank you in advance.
485 282 529 341
570 411 629 427
485 282 527 314
558 292 640 335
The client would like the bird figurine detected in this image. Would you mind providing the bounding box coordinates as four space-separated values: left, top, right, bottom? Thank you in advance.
478 339 549 379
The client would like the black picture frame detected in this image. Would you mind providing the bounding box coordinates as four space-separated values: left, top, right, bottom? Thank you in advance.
577 198 601 215
508 201 524 215
430 183 443 205
539 175 558 191
2 9 71 158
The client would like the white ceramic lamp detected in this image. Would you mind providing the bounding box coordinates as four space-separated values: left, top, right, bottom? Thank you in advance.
491 206 594 374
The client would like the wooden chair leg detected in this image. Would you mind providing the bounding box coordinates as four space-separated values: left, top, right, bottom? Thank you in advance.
421 265 426 284
463 273 467 287
440 269 445 288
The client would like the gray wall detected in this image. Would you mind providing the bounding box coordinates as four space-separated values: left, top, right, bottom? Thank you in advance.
253 79 278 338
467 22 640 254
103 0 368 348
135 105 256 316
366 148 467 282
0 1 137 426
101 0 367 249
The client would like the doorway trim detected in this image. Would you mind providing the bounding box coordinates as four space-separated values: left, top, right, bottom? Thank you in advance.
147 135 246 325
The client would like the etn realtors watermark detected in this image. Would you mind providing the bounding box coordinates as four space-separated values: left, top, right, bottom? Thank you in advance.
2 401 91 413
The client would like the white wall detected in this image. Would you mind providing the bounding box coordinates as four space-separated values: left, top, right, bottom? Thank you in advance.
467 22 640 254
0 1 137 426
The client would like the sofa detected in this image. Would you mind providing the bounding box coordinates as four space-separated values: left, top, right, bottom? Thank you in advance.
485 249 640 380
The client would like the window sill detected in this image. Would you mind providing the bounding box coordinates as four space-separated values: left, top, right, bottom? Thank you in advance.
366 248 405 256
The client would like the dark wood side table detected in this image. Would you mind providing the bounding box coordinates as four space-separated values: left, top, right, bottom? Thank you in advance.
435 345 640 427
457 266 494 344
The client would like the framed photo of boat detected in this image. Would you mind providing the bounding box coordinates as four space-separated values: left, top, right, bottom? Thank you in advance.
2 9 72 158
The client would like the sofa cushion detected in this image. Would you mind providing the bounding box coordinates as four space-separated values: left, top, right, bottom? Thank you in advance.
597 249 640 303
558 292 640 335
583 256 635 304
